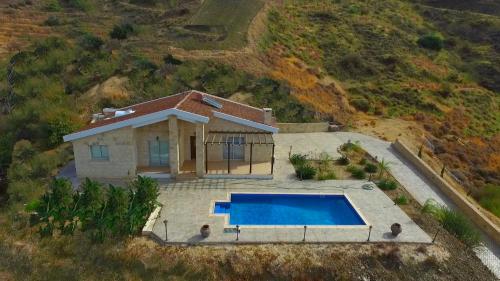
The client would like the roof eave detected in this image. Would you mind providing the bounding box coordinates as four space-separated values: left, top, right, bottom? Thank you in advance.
63 108 209 142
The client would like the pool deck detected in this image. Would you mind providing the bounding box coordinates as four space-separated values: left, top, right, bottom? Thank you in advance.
151 179 431 244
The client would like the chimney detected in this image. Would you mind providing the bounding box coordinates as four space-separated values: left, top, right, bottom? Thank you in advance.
263 108 273 125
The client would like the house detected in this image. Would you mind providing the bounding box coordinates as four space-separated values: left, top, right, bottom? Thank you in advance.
63 90 278 180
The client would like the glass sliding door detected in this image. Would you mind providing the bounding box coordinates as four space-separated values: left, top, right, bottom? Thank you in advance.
223 137 245 160
149 140 169 166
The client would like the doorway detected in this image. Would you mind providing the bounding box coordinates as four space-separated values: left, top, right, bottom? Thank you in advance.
190 136 196 159
149 139 169 166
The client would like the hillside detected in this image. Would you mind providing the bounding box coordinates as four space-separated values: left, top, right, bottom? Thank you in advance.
262 0 500 217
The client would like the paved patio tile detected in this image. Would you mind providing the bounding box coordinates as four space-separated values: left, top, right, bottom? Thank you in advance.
152 179 431 244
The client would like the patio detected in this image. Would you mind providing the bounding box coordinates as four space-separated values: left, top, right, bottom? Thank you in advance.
150 179 431 244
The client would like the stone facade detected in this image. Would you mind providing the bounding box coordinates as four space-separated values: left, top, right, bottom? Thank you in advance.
72 126 137 179
71 116 275 180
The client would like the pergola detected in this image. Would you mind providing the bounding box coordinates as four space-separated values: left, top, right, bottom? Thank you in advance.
204 131 275 175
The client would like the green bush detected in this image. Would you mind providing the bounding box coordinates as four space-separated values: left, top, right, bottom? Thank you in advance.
347 165 366 179
364 163 378 174
44 15 61 26
350 97 370 112
475 184 500 217
78 34 104 52
43 0 61 11
289 153 307 167
394 195 408 205
377 179 398 190
422 200 481 248
296 164 317 180
30 176 160 241
318 171 337 180
110 23 134 40
417 34 444 51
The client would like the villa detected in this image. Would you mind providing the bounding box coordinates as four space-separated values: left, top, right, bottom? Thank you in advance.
63 90 278 180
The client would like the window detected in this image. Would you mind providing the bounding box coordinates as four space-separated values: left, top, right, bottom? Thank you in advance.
90 145 109 160
223 137 245 160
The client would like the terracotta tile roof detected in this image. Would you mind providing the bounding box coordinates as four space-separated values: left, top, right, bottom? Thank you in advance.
77 90 268 132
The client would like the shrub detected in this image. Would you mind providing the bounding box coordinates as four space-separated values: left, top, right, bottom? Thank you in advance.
350 97 370 112
78 34 104 52
337 155 350 165
296 164 317 180
377 179 398 190
347 165 366 179
43 0 61 11
110 23 134 40
358 158 367 165
289 153 307 167
394 195 408 205
422 200 481 248
44 15 61 26
318 171 337 180
417 34 444 51
475 184 500 217
342 141 362 153
364 163 378 174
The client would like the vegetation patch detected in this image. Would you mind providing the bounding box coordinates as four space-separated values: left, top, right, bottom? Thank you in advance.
28 176 160 242
422 199 481 248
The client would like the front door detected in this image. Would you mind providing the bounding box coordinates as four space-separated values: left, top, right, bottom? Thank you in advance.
190 136 196 159
223 137 245 160
149 140 169 166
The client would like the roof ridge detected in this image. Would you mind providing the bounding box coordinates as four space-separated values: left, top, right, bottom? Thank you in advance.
174 90 196 109
195 90 264 112
116 91 188 110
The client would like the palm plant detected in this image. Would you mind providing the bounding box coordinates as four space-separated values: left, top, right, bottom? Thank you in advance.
377 158 391 179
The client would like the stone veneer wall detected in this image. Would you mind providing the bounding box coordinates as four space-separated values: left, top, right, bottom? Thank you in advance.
392 139 500 245
277 122 329 133
72 126 137 179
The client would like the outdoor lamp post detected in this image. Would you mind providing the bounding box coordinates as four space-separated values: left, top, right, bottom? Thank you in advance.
163 219 168 242
303 225 307 242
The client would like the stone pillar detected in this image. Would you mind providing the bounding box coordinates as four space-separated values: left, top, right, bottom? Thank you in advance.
168 116 179 177
195 122 205 177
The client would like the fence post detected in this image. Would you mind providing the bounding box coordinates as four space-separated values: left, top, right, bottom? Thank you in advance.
367 225 372 242
236 225 240 241
302 225 307 242
163 219 168 242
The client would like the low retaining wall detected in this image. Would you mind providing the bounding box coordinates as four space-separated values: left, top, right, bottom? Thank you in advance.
142 206 162 236
392 139 500 245
277 122 329 133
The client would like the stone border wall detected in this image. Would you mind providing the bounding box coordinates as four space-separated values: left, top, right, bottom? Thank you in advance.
277 122 329 133
392 139 500 245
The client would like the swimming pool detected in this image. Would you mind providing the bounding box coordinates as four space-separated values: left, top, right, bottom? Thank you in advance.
213 193 366 226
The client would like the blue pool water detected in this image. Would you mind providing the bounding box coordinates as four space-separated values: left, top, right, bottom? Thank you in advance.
213 193 365 226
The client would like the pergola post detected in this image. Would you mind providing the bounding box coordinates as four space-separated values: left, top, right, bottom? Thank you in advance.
227 143 231 174
249 143 253 174
205 143 208 174
271 143 275 175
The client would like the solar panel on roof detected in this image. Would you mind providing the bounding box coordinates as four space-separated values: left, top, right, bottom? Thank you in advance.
202 95 223 109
